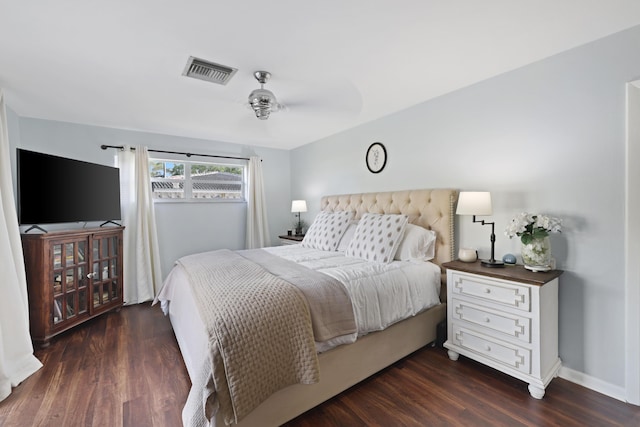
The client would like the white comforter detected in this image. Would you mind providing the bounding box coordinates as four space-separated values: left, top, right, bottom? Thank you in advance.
263 245 442 345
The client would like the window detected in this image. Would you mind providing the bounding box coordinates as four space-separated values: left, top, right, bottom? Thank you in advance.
149 159 245 201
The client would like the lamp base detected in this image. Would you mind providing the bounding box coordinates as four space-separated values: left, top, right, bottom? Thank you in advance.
481 259 505 268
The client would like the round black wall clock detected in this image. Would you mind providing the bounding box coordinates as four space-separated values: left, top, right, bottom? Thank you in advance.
366 142 387 173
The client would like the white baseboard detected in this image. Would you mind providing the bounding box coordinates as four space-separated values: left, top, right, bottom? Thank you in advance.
558 366 629 403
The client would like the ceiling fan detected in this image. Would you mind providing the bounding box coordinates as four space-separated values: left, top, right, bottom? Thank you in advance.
248 71 284 120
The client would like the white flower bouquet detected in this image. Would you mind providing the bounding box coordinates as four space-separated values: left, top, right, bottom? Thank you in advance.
505 212 562 245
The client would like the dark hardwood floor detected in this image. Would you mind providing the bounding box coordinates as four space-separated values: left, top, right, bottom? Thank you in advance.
0 303 189 427
1 304 639 427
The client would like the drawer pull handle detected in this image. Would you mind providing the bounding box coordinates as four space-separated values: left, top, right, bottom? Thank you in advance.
483 288 491 294
484 317 490 323
485 345 491 352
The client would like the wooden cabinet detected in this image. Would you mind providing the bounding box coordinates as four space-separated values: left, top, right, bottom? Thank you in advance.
21 227 124 347
442 260 562 399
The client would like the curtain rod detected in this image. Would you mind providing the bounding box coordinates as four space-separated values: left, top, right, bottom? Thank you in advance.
100 144 251 161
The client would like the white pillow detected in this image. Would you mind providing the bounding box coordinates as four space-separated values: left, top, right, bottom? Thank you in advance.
394 223 437 261
336 220 359 252
345 213 409 263
302 211 354 251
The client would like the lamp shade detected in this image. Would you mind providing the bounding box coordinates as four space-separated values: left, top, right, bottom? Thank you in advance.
456 192 492 216
291 200 307 213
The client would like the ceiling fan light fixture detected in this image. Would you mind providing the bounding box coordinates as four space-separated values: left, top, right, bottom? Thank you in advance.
248 88 278 108
248 70 281 120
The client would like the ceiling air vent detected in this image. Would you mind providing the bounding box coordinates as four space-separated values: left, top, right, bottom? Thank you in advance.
182 56 238 85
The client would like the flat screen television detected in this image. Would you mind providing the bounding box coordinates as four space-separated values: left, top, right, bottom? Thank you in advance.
17 149 122 225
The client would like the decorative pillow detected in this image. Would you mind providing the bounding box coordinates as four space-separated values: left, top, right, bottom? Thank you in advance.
345 213 409 263
394 223 437 261
336 220 359 252
302 211 354 251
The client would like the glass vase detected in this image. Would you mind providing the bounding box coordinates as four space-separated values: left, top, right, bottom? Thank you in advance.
521 236 551 272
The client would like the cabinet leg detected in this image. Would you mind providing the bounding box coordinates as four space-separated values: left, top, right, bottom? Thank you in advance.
447 350 459 361
528 384 545 399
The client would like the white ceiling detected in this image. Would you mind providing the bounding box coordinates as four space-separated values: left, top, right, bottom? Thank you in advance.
1 1 640 150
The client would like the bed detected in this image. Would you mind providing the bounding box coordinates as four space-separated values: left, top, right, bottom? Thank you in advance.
155 189 457 427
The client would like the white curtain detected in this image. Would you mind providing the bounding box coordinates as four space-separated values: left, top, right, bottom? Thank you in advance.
0 89 42 402
117 145 163 304
245 156 270 248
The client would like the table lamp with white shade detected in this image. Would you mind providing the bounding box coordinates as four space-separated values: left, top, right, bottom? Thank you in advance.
291 200 307 236
456 191 504 267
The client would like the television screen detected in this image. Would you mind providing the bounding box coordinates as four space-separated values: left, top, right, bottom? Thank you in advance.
17 149 122 225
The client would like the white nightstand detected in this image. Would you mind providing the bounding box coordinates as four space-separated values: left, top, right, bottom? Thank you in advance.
278 234 304 245
443 260 563 399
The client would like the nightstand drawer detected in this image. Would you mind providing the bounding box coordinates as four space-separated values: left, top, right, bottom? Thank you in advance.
452 325 531 374
279 238 300 245
278 235 305 245
451 299 531 343
451 272 530 312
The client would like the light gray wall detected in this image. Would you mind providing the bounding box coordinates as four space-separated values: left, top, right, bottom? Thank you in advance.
291 25 640 389
9 118 291 278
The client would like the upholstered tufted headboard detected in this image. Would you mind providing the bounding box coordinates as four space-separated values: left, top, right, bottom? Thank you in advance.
320 189 458 286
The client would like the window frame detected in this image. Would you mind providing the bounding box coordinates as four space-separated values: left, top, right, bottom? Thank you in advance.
149 157 247 203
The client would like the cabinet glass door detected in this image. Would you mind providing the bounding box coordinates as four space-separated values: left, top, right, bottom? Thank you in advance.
51 238 89 325
52 243 63 324
91 235 121 310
